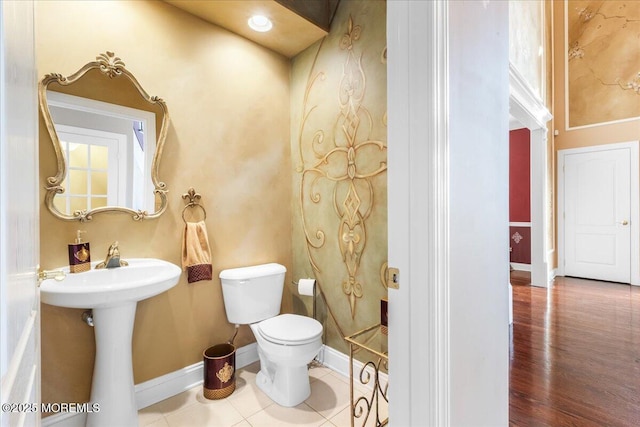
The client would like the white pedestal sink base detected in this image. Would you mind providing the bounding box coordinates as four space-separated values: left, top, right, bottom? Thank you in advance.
39 259 182 426
87 302 138 427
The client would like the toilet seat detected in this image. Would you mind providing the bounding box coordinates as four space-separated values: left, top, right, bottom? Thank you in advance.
257 314 322 345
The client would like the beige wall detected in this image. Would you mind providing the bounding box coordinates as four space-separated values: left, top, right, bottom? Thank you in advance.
510 0 546 99
552 0 640 268
37 1 291 408
553 0 639 153
290 0 387 356
564 0 639 129
511 1 639 274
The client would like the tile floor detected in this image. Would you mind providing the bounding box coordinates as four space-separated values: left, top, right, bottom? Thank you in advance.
138 362 388 427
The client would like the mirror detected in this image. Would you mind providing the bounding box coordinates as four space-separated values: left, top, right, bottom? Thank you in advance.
39 51 169 221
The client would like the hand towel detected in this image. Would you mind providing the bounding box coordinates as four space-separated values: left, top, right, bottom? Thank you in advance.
182 220 212 283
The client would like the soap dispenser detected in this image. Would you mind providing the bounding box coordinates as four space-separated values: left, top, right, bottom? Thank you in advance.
68 230 91 273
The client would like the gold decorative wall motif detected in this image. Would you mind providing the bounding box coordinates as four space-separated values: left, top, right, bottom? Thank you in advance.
216 362 234 384
297 14 387 319
566 1 640 128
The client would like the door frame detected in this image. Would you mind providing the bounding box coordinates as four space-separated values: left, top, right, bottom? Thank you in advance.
388 1 511 424
387 2 450 424
509 64 553 288
557 141 640 285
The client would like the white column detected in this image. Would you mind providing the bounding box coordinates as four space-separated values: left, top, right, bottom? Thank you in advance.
530 128 550 287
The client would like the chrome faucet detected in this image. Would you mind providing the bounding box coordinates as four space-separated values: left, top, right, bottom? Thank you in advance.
95 241 128 269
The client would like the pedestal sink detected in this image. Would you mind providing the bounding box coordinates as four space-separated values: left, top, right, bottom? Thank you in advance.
40 258 181 427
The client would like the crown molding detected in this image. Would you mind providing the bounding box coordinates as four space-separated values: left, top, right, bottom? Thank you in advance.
509 63 552 129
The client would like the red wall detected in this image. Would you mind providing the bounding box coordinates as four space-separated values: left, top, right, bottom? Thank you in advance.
509 128 531 264
509 128 530 222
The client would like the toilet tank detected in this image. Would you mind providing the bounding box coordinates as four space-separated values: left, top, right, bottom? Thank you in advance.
219 263 286 324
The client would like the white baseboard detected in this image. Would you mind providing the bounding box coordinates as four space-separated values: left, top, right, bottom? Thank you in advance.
321 345 389 390
318 344 350 378
135 343 258 409
41 343 381 426
510 262 531 272
41 343 259 427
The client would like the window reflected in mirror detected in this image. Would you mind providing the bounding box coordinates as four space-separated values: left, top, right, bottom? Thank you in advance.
48 92 156 215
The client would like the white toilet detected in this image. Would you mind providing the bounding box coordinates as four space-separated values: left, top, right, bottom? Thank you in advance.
219 263 323 407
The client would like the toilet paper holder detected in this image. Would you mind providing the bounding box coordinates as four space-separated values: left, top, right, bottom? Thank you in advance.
292 279 317 320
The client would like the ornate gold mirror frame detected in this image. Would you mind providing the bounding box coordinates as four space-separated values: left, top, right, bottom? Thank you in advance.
39 51 170 222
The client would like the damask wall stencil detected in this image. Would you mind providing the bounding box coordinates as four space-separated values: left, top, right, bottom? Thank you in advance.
566 0 640 128
510 227 531 265
291 0 387 352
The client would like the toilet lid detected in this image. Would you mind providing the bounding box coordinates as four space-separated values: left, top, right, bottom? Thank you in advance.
258 314 323 345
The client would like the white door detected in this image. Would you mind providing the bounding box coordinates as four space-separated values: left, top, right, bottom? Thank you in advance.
55 125 125 213
0 2 40 427
563 148 631 283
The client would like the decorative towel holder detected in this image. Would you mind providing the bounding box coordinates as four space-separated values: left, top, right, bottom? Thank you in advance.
182 187 207 223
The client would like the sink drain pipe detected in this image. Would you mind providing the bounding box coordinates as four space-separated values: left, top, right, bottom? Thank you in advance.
82 310 94 327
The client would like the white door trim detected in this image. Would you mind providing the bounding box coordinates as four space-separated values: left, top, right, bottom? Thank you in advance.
509 64 553 288
557 141 640 285
387 1 450 425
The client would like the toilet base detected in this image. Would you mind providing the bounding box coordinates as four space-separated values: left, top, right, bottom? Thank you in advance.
256 364 311 407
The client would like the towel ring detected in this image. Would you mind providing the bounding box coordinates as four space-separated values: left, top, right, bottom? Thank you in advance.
181 187 207 223
182 203 206 223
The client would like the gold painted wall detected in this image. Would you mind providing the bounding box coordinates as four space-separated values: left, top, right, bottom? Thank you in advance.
554 0 640 148
290 0 387 356
565 0 639 128
553 0 640 268
37 1 292 409
510 0 546 99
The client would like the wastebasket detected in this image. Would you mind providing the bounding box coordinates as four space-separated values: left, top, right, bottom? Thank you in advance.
203 343 236 399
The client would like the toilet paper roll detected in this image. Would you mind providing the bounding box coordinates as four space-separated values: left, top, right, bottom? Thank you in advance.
298 278 316 296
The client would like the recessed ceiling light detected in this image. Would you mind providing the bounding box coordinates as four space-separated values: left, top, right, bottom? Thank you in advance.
248 15 273 32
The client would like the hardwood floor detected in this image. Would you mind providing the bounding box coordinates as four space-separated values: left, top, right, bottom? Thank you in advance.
510 270 532 286
509 276 640 426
